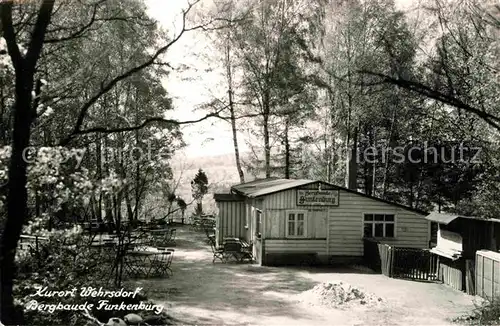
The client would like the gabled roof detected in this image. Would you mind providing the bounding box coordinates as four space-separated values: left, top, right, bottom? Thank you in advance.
213 193 245 202
425 212 500 225
231 178 315 198
229 178 428 215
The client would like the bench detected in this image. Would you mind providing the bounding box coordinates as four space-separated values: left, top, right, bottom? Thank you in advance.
210 238 254 263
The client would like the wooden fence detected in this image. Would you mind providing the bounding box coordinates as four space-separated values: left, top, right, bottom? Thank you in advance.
438 258 466 292
364 239 438 281
392 247 439 280
476 250 500 300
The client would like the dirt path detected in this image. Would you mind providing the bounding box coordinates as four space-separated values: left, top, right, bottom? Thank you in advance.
127 226 479 325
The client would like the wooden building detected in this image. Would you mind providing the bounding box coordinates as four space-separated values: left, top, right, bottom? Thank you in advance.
426 212 500 293
214 178 430 265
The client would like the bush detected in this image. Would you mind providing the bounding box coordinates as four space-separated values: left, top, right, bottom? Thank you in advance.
14 227 112 325
454 298 500 325
14 226 171 325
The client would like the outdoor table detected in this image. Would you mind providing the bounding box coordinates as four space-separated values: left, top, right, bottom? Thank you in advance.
124 248 171 278
148 228 173 246
221 238 253 262
89 242 117 272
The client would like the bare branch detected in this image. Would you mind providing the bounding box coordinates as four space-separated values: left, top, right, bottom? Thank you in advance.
60 106 226 141
359 70 500 131
60 0 213 145
43 0 104 44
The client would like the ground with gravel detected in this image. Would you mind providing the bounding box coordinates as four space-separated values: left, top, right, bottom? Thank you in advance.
127 226 481 326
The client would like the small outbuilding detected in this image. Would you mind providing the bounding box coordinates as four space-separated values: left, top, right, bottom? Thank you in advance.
425 212 500 294
214 178 430 266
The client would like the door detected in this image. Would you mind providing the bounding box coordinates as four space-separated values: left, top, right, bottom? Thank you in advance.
252 209 262 264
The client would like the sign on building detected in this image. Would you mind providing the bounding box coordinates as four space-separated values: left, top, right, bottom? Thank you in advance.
296 189 339 206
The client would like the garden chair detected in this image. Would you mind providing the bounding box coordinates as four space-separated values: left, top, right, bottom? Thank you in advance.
204 226 215 243
239 240 254 262
165 229 176 246
129 233 150 251
190 216 201 231
210 239 225 263
165 248 174 275
123 251 150 278
149 248 174 277
222 242 243 263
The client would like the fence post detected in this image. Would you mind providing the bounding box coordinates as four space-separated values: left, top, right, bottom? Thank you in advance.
387 245 393 278
465 259 475 295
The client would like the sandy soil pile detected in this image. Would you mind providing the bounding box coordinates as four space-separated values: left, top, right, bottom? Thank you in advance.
297 281 384 309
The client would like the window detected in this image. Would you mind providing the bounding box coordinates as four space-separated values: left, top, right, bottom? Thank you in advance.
255 209 262 236
244 205 250 229
363 214 395 238
286 210 307 238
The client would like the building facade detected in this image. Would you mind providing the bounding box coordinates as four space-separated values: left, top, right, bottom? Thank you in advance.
215 178 430 265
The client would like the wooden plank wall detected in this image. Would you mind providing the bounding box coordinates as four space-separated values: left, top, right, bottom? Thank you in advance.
438 259 464 291
265 239 327 255
329 190 429 256
216 200 246 245
263 184 329 240
460 219 494 259
265 208 328 239
476 251 500 300
263 183 429 257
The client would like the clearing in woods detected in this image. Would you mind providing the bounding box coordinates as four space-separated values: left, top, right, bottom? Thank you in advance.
127 226 478 326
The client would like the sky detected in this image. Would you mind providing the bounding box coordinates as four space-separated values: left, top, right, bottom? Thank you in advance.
145 0 246 159
144 0 416 159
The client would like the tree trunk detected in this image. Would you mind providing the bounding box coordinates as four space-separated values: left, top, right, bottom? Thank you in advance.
225 40 245 183
134 92 140 221
96 134 103 221
263 108 271 178
125 193 134 222
347 125 358 191
0 91 33 324
263 87 271 178
197 202 203 215
370 128 377 196
382 110 396 199
1 1 55 318
263 116 271 178
230 106 245 183
284 120 290 179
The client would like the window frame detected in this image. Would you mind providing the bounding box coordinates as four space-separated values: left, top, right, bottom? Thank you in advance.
255 209 262 237
362 213 397 239
285 210 308 238
244 203 250 229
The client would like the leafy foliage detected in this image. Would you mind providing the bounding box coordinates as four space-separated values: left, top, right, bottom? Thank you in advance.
191 169 209 215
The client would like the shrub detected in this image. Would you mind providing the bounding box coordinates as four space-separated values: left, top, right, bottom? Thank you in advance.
454 298 500 325
14 227 112 325
14 226 171 325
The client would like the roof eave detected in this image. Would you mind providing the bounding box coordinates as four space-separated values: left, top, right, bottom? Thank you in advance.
425 212 500 224
248 180 318 198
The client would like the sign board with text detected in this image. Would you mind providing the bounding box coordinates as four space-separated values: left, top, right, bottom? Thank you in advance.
296 189 339 206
